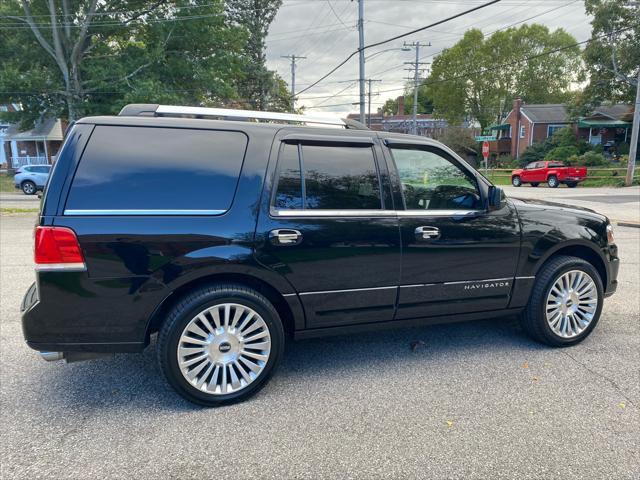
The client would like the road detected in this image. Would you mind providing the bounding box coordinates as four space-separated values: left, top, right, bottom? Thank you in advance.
503 185 640 225
1 199 639 479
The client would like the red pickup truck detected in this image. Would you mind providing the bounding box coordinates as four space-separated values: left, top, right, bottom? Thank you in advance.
511 161 587 188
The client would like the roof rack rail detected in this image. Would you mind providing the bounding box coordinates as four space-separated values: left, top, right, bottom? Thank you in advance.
117 104 368 130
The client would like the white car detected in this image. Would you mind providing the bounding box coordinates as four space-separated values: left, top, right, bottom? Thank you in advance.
14 165 52 195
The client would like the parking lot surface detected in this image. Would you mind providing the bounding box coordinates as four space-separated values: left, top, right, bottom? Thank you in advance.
1 196 639 479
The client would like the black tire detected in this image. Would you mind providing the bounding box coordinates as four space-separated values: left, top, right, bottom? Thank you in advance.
520 255 604 347
21 180 37 195
157 283 285 406
530 182 539 187
511 176 522 187
547 175 559 188
566 182 578 188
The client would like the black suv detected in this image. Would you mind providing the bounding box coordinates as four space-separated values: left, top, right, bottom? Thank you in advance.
21 104 619 406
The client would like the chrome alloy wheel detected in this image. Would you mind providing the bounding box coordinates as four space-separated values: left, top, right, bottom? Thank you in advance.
177 303 271 395
545 270 598 338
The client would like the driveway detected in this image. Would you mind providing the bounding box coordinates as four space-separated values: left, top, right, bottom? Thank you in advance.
0 209 638 479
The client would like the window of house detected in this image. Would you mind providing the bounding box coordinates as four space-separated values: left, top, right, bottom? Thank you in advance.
389 147 481 211
273 143 382 211
519 125 526 139
547 125 565 137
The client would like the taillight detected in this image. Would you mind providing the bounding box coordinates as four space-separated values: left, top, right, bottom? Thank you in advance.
34 227 86 271
15 168 22 174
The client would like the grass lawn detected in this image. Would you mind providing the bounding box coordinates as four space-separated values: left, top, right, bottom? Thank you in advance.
0 173 17 193
0 207 39 215
482 170 639 187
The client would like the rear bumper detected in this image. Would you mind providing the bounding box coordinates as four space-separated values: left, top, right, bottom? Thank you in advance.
21 280 147 354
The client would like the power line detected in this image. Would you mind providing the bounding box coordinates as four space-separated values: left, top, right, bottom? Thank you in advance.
295 0 500 96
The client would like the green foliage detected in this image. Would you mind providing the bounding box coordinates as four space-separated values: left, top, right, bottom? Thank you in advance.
433 127 479 160
544 146 579 162
427 24 582 130
580 151 608 166
521 127 591 165
0 0 287 125
580 0 639 107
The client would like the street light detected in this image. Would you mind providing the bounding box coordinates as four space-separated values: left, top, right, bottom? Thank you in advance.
365 47 411 61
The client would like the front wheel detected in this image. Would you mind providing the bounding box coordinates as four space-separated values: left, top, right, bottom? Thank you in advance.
511 176 522 187
158 284 285 406
21 181 36 195
520 255 603 347
547 175 559 188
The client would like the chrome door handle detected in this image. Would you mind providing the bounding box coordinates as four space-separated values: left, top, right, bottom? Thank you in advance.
269 229 302 246
415 226 440 241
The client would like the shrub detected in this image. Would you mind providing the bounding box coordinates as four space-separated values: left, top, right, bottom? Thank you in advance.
544 146 579 162
577 151 608 166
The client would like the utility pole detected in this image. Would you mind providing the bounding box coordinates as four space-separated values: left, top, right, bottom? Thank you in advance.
358 0 366 124
281 54 306 113
625 70 640 187
404 41 430 135
366 78 382 127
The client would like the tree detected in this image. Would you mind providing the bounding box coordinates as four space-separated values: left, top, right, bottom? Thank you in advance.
579 0 639 108
226 0 290 111
426 24 582 130
0 1 249 125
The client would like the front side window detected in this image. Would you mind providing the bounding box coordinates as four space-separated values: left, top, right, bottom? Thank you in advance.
390 147 481 211
273 143 382 211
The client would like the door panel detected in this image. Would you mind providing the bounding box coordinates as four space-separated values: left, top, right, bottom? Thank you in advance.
256 216 400 327
396 207 520 319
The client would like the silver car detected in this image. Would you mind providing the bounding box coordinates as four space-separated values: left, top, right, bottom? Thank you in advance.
14 165 52 195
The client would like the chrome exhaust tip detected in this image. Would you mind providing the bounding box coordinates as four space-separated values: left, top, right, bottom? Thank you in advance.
39 351 64 362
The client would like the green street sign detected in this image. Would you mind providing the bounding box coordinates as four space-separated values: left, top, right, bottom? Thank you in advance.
475 135 496 141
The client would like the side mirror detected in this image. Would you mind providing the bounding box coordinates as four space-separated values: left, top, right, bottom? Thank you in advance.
488 186 504 211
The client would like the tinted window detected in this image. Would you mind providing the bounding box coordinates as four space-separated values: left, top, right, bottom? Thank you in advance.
33 166 50 173
548 162 565 167
274 143 303 209
302 145 381 210
66 126 247 212
390 147 481 210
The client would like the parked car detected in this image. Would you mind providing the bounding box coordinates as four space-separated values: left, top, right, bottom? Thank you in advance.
21 104 619 406
14 164 52 195
511 161 587 188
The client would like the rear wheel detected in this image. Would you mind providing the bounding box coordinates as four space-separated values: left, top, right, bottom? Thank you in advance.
21 181 36 195
158 284 285 406
511 176 522 187
547 175 559 188
530 182 539 187
520 255 603 347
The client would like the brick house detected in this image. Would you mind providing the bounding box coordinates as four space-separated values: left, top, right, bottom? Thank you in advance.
347 96 449 137
489 98 634 159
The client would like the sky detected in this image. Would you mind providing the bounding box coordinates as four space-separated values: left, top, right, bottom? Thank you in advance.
265 0 592 116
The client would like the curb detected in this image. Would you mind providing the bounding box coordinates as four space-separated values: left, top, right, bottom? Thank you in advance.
616 221 640 229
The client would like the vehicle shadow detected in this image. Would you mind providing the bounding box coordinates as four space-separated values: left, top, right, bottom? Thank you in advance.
39 315 546 412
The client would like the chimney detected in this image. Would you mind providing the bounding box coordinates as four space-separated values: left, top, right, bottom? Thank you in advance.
397 96 405 116
513 96 522 119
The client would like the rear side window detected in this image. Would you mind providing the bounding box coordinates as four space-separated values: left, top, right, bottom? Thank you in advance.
65 126 247 213
273 143 382 210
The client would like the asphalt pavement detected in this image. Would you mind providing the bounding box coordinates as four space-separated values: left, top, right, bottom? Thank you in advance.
1 199 639 479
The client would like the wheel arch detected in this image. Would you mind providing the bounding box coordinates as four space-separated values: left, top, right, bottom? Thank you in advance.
535 241 607 288
144 272 303 344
